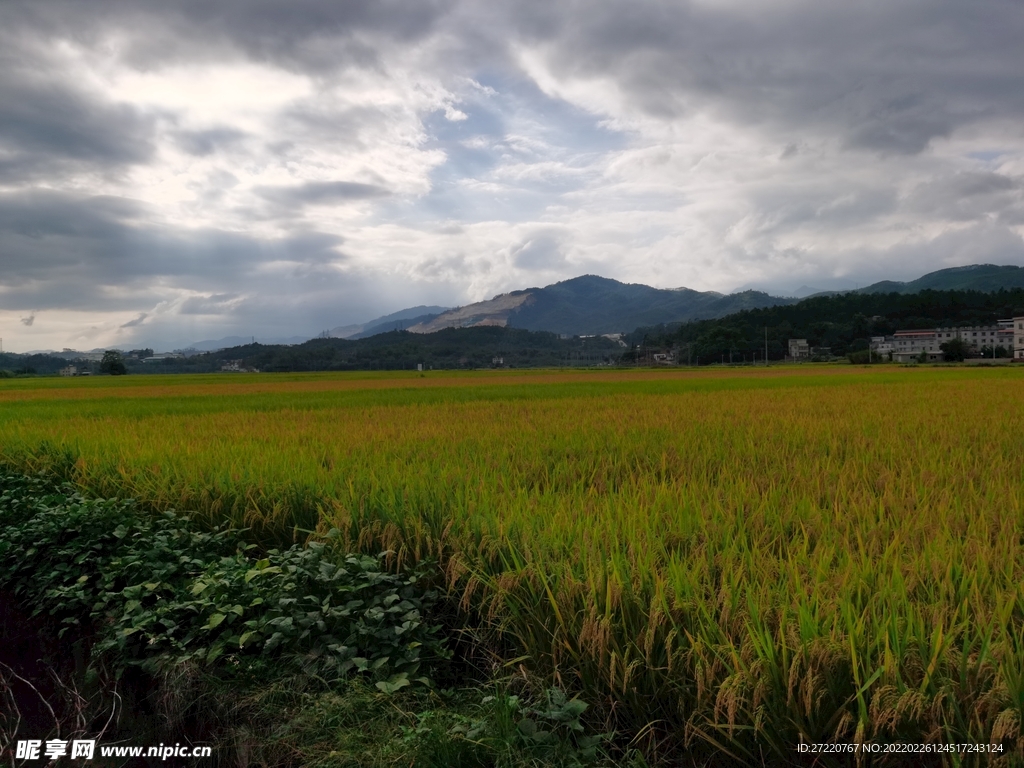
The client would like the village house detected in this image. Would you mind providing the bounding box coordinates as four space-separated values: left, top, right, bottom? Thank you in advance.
788 339 809 360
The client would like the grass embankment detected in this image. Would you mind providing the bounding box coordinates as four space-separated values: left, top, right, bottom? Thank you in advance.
2 366 1024 764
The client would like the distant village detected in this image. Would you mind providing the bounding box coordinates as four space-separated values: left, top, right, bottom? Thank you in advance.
57 349 190 376
58 350 259 376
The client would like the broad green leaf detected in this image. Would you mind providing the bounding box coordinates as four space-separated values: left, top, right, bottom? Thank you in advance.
374 673 410 694
238 630 259 648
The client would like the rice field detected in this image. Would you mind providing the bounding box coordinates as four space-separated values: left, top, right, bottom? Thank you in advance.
3 365 1024 763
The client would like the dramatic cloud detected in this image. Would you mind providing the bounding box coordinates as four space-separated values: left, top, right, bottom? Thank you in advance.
256 181 391 210
0 0 1022 350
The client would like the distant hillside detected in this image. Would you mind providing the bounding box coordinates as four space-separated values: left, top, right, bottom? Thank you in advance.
188 334 310 351
852 264 1024 295
406 275 796 337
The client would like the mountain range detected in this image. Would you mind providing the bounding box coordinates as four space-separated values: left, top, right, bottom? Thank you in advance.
388 264 1024 338
169 263 1024 352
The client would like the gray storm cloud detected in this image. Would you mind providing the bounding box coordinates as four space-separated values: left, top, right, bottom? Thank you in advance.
496 0 1024 154
0 0 1022 351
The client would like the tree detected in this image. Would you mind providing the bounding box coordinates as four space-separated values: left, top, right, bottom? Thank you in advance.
940 338 968 362
99 350 127 375
846 349 876 364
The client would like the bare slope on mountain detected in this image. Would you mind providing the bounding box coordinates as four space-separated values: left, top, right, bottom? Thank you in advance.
406 293 533 333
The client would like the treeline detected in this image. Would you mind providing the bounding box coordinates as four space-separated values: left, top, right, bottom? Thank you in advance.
627 288 1024 362
80 326 620 374
0 328 620 376
0 349 154 377
0 352 74 376
237 326 621 372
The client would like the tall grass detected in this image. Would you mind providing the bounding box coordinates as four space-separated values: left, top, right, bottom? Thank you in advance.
3 367 1024 762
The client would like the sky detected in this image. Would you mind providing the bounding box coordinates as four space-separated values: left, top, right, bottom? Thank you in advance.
1 0 1023 352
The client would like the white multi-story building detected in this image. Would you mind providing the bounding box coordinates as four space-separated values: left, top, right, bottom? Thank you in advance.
935 323 1013 349
889 323 1015 362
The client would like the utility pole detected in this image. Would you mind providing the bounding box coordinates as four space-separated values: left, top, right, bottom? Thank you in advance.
764 327 768 366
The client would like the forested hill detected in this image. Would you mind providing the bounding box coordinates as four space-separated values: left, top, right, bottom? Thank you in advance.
852 264 1024 295
629 288 1024 361
226 326 621 371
